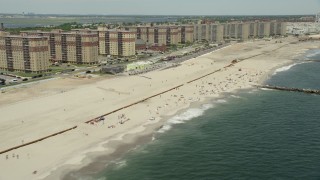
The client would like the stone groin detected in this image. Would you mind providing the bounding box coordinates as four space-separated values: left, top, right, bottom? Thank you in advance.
256 85 320 95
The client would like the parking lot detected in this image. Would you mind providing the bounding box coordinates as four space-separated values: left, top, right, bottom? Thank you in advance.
0 74 23 85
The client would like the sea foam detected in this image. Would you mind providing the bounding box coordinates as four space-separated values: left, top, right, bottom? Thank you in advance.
216 99 227 103
158 104 214 133
306 50 320 58
231 95 242 99
115 160 127 169
273 63 300 75
261 88 274 91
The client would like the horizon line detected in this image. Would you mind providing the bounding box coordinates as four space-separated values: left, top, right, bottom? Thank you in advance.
0 13 315 17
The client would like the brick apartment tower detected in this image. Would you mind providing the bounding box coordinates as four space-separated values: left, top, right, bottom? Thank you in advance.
21 30 99 64
179 25 194 43
0 34 49 73
98 27 136 57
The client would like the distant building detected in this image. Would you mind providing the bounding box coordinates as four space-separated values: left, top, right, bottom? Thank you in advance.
149 26 173 45
278 22 287 36
193 24 206 41
287 22 320 35
195 21 286 41
21 30 99 64
194 23 224 43
166 26 180 45
300 16 315 22
209 24 224 43
128 26 149 44
179 25 194 44
270 21 287 36
257 22 271 38
98 27 136 57
125 25 193 46
249 22 259 38
223 22 249 41
249 21 286 38
237 23 250 41
0 33 50 73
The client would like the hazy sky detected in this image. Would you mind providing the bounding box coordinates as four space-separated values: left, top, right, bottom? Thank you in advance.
1 0 319 15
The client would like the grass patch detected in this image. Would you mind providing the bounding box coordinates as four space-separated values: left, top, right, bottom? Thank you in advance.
72 64 95 68
48 66 75 73
4 72 39 78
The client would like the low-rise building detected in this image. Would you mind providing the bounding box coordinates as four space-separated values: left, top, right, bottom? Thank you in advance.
286 22 320 35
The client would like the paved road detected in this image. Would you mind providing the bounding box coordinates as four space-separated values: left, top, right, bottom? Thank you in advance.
125 44 230 76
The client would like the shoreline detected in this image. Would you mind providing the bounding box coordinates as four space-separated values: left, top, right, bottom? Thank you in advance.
60 89 244 180
0 38 319 180
58 42 312 179
59 65 283 180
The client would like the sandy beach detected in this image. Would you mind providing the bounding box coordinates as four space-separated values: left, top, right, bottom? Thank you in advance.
0 37 319 180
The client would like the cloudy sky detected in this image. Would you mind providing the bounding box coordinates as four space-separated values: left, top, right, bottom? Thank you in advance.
0 0 319 15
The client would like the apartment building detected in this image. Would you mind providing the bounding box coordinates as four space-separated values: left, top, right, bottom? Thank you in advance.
21 30 99 64
249 22 259 38
0 33 50 72
125 25 191 46
194 24 207 41
223 23 232 39
194 23 224 43
257 22 271 38
223 22 249 41
98 27 136 57
270 21 287 36
179 25 194 43
249 21 287 38
165 26 179 45
195 21 286 41
136 26 150 43
237 23 249 41
209 24 224 43
150 27 165 45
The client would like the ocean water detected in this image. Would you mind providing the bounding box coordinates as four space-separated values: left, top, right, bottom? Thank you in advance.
92 50 320 180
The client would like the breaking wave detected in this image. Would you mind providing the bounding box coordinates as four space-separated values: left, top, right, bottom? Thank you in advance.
273 63 300 75
158 104 214 133
306 50 320 59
